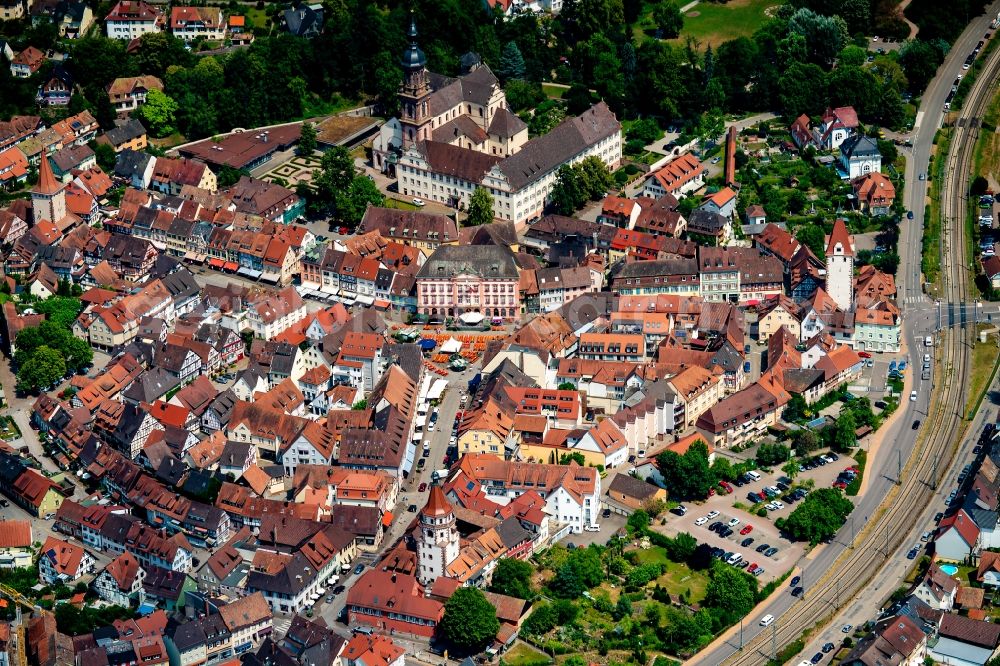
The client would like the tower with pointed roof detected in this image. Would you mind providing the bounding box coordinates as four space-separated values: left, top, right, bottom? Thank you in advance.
825 218 854 311
417 485 459 585
31 154 66 227
399 16 433 147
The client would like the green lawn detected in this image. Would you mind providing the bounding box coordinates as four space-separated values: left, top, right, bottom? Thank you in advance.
636 0 777 48
542 83 567 99
384 197 420 211
633 547 710 604
965 325 1000 418
505 641 552 666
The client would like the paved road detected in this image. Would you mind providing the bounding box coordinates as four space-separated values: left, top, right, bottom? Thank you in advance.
691 4 1000 663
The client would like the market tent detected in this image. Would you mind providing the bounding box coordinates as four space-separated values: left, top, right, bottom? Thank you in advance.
419 338 437 351
460 312 485 325
441 337 462 354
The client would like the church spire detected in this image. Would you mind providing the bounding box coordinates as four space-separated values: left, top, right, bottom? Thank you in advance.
400 13 426 71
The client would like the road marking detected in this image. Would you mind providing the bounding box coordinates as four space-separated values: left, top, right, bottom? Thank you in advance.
914 111 924 133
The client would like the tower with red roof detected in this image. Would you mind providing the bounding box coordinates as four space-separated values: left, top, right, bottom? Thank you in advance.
417 485 459 585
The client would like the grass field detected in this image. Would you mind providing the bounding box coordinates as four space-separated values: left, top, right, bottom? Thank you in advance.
542 83 567 99
635 0 777 48
633 547 710 604
966 324 1000 418
504 641 551 666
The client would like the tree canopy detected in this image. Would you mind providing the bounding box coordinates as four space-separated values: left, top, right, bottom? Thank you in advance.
488 558 534 599
776 487 854 545
657 440 715 500
439 587 501 653
467 188 495 226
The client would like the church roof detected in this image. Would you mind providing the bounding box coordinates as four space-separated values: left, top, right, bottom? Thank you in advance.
34 149 63 196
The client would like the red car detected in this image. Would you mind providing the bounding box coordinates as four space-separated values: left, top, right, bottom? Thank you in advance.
833 481 847 489
858 351 871 358
740 525 753 535
418 482 427 492
720 481 734 492
708 488 716 496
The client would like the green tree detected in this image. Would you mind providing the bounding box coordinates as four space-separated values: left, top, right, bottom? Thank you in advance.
467 187 495 226
652 0 683 38
782 460 800 480
900 40 944 94
779 61 827 118
613 594 632 620
17 346 66 392
89 141 116 172
577 156 614 200
339 176 384 226
489 558 534 599
667 532 697 562
830 410 857 452
784 393 809 422
217 166 249 188
972 176 990 197
788 7 847 67
34 297 83 328
297 121 317 156
440 587 500 653
136 89 179 138
704 562 757 621
796 224 826 257
559 452 587 466
312 146 356 211
523 601 558 634
498 41 526 82
793 429 820 456
756 443 791 467
777 487 854 545
549 164 585 215
657 440 715 500
627 509 651 534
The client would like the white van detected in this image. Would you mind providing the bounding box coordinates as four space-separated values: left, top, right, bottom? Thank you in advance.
726 552 743 566
759 614 775 627
746 470 761 481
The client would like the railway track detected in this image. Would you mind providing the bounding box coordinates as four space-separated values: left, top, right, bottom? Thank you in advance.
715 41 1000 666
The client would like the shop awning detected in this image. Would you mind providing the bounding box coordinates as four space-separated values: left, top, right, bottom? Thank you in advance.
374 299 390 310
223 261 239 272
355 294 375 306
381 511 394 527
208 258 225 269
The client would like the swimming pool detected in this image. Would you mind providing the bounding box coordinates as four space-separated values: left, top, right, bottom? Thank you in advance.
940 564 959 576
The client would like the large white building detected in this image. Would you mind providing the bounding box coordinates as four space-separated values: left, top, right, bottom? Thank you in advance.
104 0 163 39
382 21 621 227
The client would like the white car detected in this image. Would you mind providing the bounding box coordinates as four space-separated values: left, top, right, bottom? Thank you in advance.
695 517 708 526
772 501 785 510
766 502 778 511
760 614 775 627
412 198 425 206
706 510 720 520
910 390 918 402
584 524 601 532
728 518 741 527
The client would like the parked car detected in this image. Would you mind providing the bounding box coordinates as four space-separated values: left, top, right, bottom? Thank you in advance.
740 525 753 536
418 482 427 492
706 510 719 520
354 563 365 575
741 537 754 547
695 517 709 526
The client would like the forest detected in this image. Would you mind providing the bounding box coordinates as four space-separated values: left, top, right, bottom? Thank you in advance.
0 0 989 140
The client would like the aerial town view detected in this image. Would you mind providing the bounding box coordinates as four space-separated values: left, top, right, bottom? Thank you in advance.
1 0 1000 663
